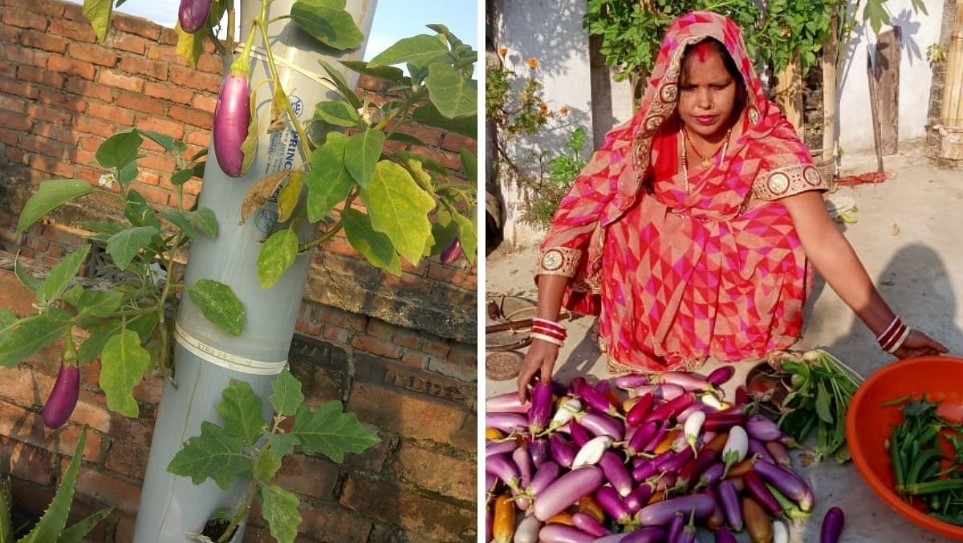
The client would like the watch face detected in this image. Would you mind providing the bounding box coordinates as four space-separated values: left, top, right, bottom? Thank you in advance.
541 250 564 271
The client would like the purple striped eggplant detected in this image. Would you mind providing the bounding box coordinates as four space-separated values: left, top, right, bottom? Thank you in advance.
595 485 633 524
440 238 462 264
666 512 685 542
42 362 80 429
212 70 253 178
658 447 695 474
743 469 783 517
538 524 596 543
821 506 844 543
487 412 528 433
568 419 593 447
637 493 715 526
579 411 624 441
746 415 783 442
528 461 561 497
707 365 736 388
645 392 694 424
765 439 792 467
656 370 710 391
704 409 747 432
532 466 604 521
698 462 725 488
571 512 610 537
549 433 576 468
178 0 212 33
716 479 743 531
748 438 775 464
529 438 550 466
624 481 655 513
599 450 634 497
621 527 667 543
752 459 814 512
625 393 656 427
571 378 615 415
614 374 651 390
677 447 719 489
486 454 521 492
485 473 497 495
486 391 531 413
626 420 661 456
513 446 534 488
487 440 518 457
528 380 553 434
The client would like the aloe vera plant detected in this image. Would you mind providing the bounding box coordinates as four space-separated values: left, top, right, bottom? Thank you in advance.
0 427 111 543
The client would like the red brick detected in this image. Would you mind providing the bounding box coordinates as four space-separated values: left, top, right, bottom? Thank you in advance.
114 513 136 543
0 94 26 113
396 124 442 147
35 121 77 145
136 117 185 139
421 337 452 359
48 18 97 43
68 42 118 67
0 78 39 99
26 102 73 125
36 87 86 113
0 109 32 132
98 69 144 92
185 129 212 147
393 330 424 351
30 0 66 17
274 454 340 500
4 146 23 164
366 319 400 340
411 146 462 171
393 442 476 502
346 381 469 447
357 74 386 93
111 14 161 40
129 183 171 206
0 436 54 485
74 115 116 138
28 154 74 177
19 133 66 157
47 54 96 80
440 131 477 154
76 467 142 514
0 400 103 461
104 412 155 478
296 500 373 543
158 26 179 46
21 29 67 53
144 81 193 104
340 473 474 541
145 42 180 65
170 65 222 93
9 480 56 521
65 76 113 103
351 334 403 359
197 54 224 75
120 56 168 81
191 93 218 114
18 66 64 90
116 91 166 115
2 9 47 30
0 62 15 79
88 102 135 126
140 154 177 173
106 33 147 55
60 1 87 21
168 104 212 129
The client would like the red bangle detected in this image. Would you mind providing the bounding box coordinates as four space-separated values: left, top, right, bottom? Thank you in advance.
876 315 901 343
880 321 908 352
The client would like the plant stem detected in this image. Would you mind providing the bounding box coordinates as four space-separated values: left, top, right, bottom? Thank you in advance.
218 479 258 543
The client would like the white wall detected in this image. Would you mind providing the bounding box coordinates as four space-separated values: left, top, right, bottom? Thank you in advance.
837 1 944 156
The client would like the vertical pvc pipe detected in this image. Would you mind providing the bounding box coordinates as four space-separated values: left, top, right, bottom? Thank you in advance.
132 2 377 541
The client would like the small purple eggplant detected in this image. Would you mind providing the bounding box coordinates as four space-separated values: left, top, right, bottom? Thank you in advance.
532 466 604 521
549 433 576 468
528 381 554 434
716 479 743 531
486 453 521 491
753 457 814 512
212 71 253 178
440 238 463 264
571 511 610 537
579 411 625 441
178 0 212 33
746 415 783 442
599 450 634 497
538 524 596 543
621 527 667 543
743 469 783 517
821 506 844 543
714 528 739 543
513 446 534 488
595 485 633 524
637 493 715 526
42 362 80 429
528 460 561 497
707 365 736 388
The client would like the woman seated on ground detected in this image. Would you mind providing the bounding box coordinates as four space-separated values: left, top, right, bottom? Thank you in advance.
518 11 946 401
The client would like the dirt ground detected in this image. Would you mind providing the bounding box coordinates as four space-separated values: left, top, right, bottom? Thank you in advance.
484 142 963 542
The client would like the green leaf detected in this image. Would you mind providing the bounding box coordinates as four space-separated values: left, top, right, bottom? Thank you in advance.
292 402 380 462
260 484 302 543
359 161 435 263
16 180 93 234
344 130 386 187
140 130 186 156
123 189 161 228
412 103 476 138
240 88 258 177
82 0 113 42
339 60 409 84
270 368 304 417
341 209 402 275
0 310 15 336
14 253 44 293
0 309 71 368
167 421 252 489
317 59 363 109
78 220 125 241
387 132 425 146
23 428 96 543
100 329 152 418
187 207 218 238
257 229 299 290
217 380 268 446
105 226 160 271
69 288 124 319
78 313 157 364
57 508 113 543
175 24 205 68
425 64 476 118
290 2 364 51
368 34 449 68
452 211 477 264
170 168 195 186
266 433 300 459
187 279 245 336
160 210 198 239
277 172 303 224
862 0 891 36
314 100 363 128
254 448 283 483
815 381 834 423
96 130 143 170
304 133 354 223
459 149 477 183
427 23 462 48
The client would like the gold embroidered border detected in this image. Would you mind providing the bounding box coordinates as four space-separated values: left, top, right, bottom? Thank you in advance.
536 247 582 278
752 164 827 201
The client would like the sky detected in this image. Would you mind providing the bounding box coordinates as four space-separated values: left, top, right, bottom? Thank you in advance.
66 0 478 60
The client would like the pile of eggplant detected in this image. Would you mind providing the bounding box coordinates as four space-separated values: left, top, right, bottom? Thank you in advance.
485 368 845 543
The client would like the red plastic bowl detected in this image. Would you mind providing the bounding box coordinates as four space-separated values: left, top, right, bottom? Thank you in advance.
846 355 963 541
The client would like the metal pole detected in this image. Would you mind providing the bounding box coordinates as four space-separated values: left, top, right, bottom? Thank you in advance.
132 2 377 541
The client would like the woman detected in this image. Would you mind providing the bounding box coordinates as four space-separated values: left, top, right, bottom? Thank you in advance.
518 11 946 401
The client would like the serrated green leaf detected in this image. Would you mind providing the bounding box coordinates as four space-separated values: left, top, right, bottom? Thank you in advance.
123 189 161 229
160 210 198 239
261 484 301 543
339 60 409 84
292 402 379 462
304 133 354 223
105 226 159 271
187 207 218 238
57 508 112 543
175 22 205 69
16 180 93 234
317 59 362 109
862 0 890 35
24 427 92 542
257 229 299 290
100 329 151 418
0 309 71 368
82 0 113 42
70 289 124 319
78 313 157 364
314 101 363 128
96 130 142 170
277 172 303 224
459 149 477 182
266 433 300 459
452 211 477 264
167 421 252 489
412 103 476 138
270 369 304 417
359 161 435 263
254 448 283 483
187 279 245 336
341 209 402 275
290 2 364 51
14 253 44 293
425 64 476 118
368 34 449 68
344 130 386 187
218 380 267 446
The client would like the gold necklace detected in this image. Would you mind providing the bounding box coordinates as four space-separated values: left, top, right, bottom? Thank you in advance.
680 126 732 193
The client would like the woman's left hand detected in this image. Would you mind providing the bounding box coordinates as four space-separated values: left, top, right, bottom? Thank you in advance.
892 329 949 359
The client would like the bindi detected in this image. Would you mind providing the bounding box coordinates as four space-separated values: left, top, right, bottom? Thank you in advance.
693 41 716 63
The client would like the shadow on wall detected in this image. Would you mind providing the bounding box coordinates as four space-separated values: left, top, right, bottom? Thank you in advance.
490 0 587 80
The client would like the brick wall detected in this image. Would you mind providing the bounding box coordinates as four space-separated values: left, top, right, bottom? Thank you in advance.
0 1 477 542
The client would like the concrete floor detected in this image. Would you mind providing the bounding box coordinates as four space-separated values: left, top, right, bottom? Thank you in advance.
485 145 963 542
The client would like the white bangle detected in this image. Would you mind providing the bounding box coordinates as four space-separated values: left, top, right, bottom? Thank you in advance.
531 332 564 347
886 326 912 354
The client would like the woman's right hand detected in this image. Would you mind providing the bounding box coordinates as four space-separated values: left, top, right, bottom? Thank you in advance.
517 339 560 403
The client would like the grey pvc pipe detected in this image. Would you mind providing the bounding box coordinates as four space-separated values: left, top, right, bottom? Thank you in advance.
132 2 377 541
